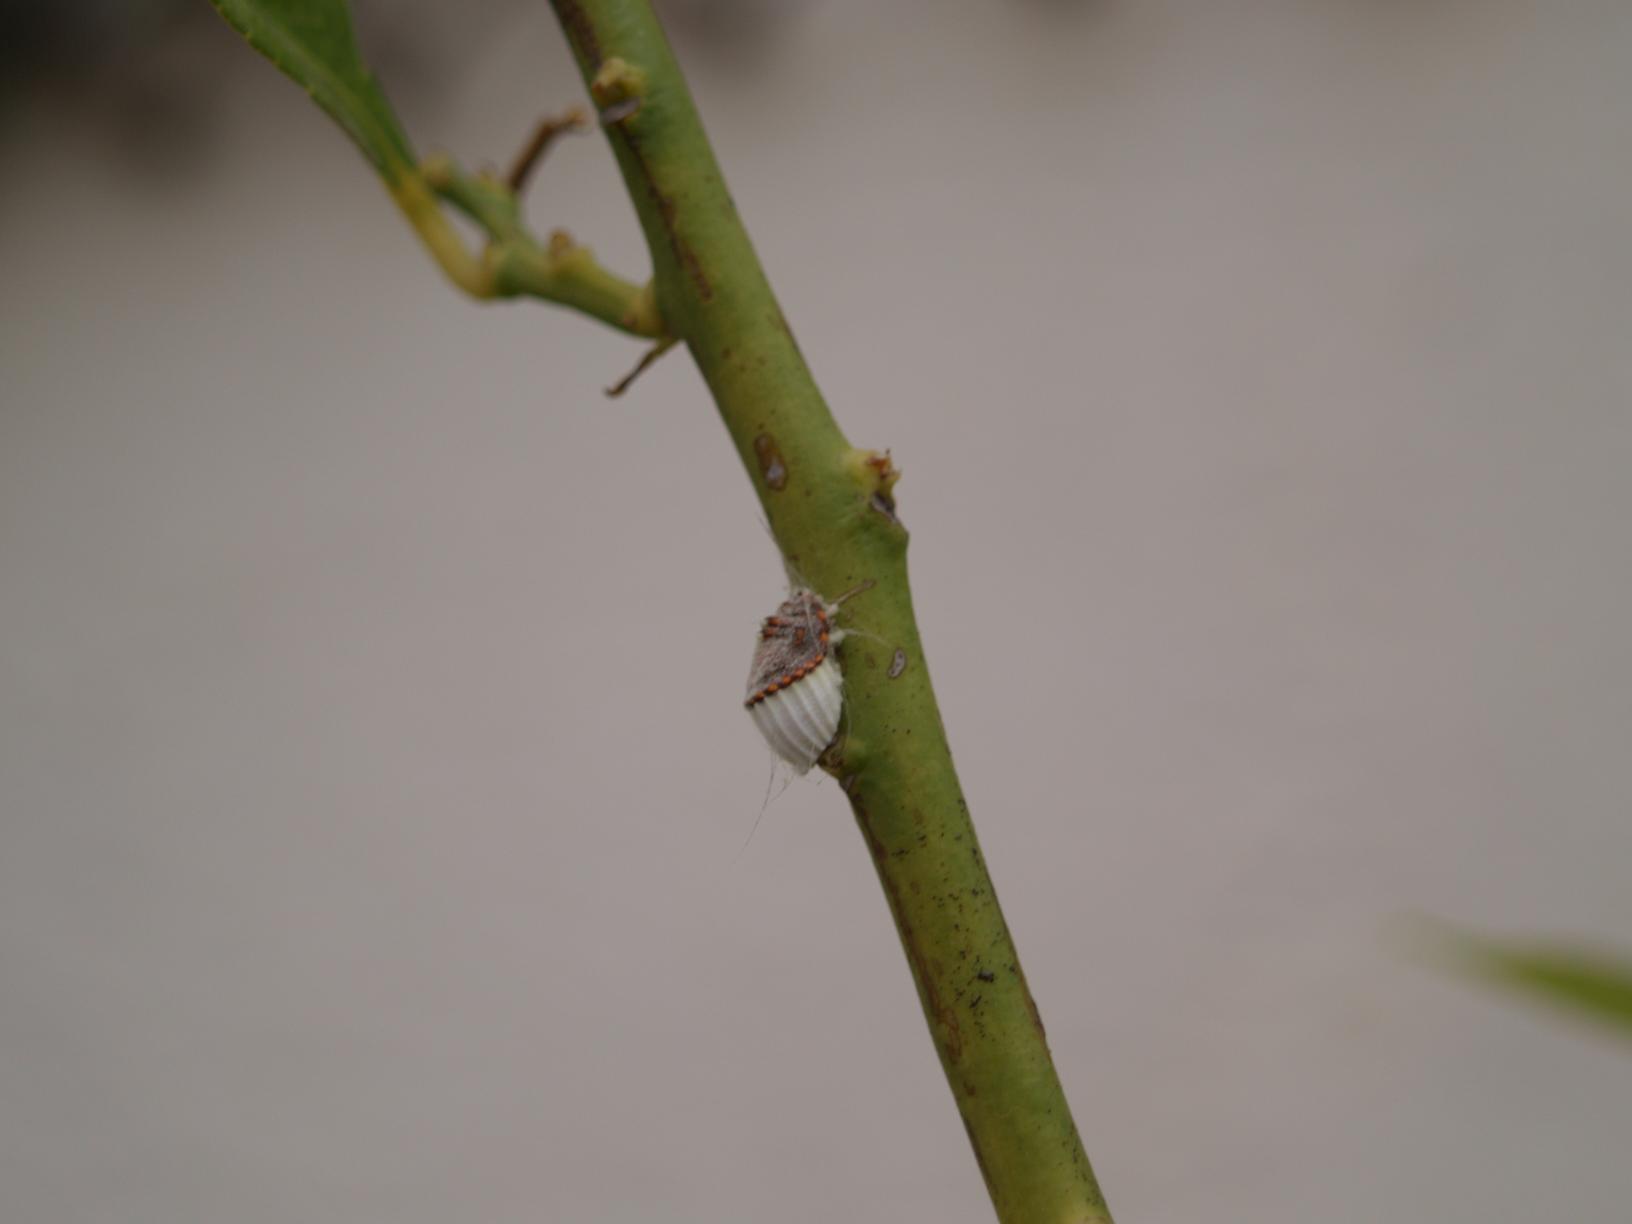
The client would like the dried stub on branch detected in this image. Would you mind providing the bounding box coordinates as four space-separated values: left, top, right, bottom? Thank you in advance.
745 589 845 773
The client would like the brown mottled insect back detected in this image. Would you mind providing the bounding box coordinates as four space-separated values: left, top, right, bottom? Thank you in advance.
745 589 846 773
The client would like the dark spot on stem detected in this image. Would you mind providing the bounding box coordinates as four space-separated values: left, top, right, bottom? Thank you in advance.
606 114 714 303
554 1 601 64
644 186 713 302
888 649 907 679
754 433 787 490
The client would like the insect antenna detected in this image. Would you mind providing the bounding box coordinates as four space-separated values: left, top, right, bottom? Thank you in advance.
736 761 795 861
827 579 876 609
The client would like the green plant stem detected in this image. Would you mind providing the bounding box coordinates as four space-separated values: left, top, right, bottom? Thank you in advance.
546 4 1113 1220
407 158 662 335
207 0 661 336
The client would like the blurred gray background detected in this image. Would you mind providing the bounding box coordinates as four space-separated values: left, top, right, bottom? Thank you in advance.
4 1 1632 1221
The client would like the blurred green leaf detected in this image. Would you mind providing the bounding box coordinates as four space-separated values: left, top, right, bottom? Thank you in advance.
209 0 414 178
1421 924 1632 1044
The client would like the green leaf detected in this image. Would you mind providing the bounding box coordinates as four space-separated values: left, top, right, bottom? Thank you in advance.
1419 923 1632 1044
209 0 414 179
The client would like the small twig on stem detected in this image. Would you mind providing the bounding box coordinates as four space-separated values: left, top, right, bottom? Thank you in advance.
506 107 588 192
605 336 678 397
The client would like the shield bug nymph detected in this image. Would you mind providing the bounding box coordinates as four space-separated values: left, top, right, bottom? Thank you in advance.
744 588 849 773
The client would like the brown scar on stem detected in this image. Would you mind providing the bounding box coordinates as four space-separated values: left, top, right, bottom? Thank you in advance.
650 187 712 301
576 50 713 303
553 0 602 65
864 448 900 494
846 448 903 523
754 433 787 490
589 72 714 304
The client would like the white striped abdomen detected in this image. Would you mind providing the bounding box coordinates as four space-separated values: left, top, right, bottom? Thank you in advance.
747 655 842 773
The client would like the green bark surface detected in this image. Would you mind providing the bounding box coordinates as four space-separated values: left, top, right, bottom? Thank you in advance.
549 5 1112 1220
